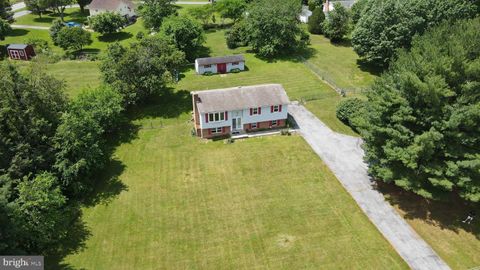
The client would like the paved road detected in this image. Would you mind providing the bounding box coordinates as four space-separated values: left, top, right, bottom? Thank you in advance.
11 24 49 30
11 2 26 11
289 103 450 270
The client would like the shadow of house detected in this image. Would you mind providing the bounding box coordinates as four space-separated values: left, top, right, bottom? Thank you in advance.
375 181 480 239
98 32 133 43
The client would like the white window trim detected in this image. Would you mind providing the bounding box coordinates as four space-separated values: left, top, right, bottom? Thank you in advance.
19 50 25 56
271 120 278 126
204 64 212 68
211 127 222 134
252 108 259 115
273 105 280 112
208 112 225 123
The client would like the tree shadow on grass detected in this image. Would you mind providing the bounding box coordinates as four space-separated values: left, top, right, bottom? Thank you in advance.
375 181 480 240
356 58 384 77
98 32 133 43
128 89 192 121
7 28 30 37
254 46 318 64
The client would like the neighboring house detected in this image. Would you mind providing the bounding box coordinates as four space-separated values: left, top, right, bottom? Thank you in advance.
299 5 312 23
7 44 35 60
195 55 245 75
323 0 356 13
88 0 136 17
192 84 290 138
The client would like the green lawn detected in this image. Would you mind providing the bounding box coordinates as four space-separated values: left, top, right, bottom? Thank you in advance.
61 98 407 269
14 8 88 27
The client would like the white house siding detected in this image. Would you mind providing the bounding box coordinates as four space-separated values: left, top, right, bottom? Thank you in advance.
89 3 135 17
195 61 245 74
199 104 288 130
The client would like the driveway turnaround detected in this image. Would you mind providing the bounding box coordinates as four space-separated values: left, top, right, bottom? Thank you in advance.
289 103 450 270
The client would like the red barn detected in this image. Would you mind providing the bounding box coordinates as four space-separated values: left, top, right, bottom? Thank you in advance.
7 44 36 61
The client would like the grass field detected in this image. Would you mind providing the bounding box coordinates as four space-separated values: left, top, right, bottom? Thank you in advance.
61 97 407 269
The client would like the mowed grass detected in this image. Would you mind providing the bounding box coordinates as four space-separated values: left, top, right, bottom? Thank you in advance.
14 8 89 27
62 103 407 269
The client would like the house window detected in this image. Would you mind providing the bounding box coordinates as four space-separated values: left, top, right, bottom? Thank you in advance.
204 64 212 68
273 105 280 112
252 108 258 115
211 127 223 134
251 123 258 129
19 50 24 56
232 62 239 65
208 112 225 122
271 120 278 126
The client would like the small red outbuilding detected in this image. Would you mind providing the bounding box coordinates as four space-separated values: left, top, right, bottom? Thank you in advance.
7 44 36 61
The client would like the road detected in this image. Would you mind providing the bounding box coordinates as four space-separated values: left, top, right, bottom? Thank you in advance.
289 103 451 270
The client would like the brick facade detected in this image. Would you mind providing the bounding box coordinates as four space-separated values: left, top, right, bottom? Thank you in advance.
244 119 286 132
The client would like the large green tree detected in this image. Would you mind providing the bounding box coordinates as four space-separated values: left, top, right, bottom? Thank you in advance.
307 6 325 34
322 2 349 41
159 15 205 61
215 0 247 23
54 27 92 51
243 0 306 57
362 18 480 202
101 37 186 105
0 18 10 40
88 12 126 34
25 0 49 18
140 0 177 31
76 0 91 13
0 0 12 21
352 0 477 67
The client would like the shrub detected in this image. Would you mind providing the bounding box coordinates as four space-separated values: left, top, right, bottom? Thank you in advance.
88 12 126 34
203 71 213 76
307 7 325 34
136 31 145 40
336 98 366 129
27 38 49 53
230 68 241 73
323 2 350 41
49 19 64 45
226 20 247 49
0 18 11 40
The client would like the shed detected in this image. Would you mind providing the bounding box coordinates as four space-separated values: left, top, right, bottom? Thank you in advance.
7 44 35 61
195 55 245 75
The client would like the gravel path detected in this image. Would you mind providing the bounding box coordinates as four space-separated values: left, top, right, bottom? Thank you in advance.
289 103 451 270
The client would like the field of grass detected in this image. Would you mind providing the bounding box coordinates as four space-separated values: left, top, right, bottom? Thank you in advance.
14 8 89 27
61 97 407 269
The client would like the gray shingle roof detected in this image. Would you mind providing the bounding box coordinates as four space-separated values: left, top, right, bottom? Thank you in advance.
192 84 290 113
89 0 134 10
7 44 28 50
195 55 245 66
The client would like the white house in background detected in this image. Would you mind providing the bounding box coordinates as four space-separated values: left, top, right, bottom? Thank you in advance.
299 5 312 23
88 0 136 17
192 84 290 138
195 55 245 75
323 0 356 13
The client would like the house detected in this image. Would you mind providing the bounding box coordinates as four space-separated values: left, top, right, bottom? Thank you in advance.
7 44 35 60
195 55 245 75
323 0 356 13
192 84 290 138
88 0 136 18
299 5 312 23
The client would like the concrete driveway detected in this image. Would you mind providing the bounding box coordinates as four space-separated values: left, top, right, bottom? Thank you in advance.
289 103 450 270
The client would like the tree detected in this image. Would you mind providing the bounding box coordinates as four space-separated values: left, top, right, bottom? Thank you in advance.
0 18 10 40
352 0 477 67
188 4 214 27
0 0 13 21
88 12 126 34
12 172 73 253
140 0 177 31
226 19 247 49
336 97 366 131
307 6 325 34
350 0 369 25
362 18 480 202
76 0 91 13
0 63 67 181
307 0 321 11
48 0 75 21
322 2 349 41
215 0 246 23
25 0 49 18
101 37 186 105
243 0 306 57
54 86 123 194
55 27 92 51
159 15 205 61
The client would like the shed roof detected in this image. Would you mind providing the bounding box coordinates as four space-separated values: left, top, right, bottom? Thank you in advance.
192 84 290 113
195 55 245 66
89 0 134 10
7 44 28 50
